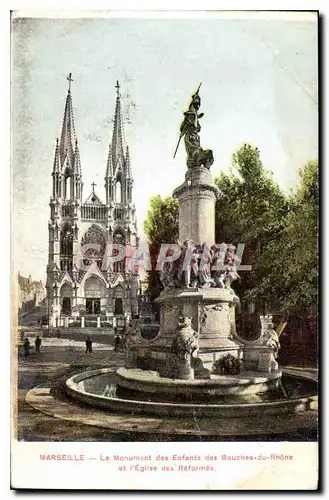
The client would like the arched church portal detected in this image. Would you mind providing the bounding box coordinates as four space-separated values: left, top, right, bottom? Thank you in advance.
114 298 123 315
114 285 124 315
60 282 73 315
84 276 105 315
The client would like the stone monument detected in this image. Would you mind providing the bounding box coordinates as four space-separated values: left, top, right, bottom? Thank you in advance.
118 85 281 393
147 85 243 376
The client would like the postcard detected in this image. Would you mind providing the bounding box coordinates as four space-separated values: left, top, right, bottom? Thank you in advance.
10 9 319 491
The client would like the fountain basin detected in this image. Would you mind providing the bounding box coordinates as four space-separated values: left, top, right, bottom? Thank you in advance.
116 367 282 396
65 368 317 419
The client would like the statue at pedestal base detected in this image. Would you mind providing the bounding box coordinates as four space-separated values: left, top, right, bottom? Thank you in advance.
171 316 198 380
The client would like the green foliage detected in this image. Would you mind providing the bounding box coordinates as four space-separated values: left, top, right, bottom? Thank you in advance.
214 144 290 306
253 160 318 314
144 195 179 246
215 144 289 244
213 354 242 375
143 195 179 300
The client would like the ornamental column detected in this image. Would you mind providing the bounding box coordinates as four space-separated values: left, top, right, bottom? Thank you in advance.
173 166 219 246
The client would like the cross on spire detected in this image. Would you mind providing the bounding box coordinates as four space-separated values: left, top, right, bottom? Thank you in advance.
67 73 74 92
91 182 97 192
59 73 77 169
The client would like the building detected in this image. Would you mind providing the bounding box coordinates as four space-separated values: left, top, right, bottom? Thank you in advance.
46 77 139 328
17 272 45 314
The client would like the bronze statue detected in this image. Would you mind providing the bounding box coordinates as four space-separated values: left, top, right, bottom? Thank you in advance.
174 84 214 169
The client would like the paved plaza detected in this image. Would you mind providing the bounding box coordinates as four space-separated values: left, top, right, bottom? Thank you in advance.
15 333 318 443
16 334 130 442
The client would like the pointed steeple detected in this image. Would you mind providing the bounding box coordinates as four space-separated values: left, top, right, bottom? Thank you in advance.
53 138 60 173
105 81 134 205
59 74 77 170
111 80 125 170
73 139 81 175
52 74 83 202
126 145 132 178
106 144 113 177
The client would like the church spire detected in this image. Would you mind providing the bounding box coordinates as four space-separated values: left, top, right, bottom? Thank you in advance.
111 80 125 169
53 138 60 173
126 145 132 178
106 144 113 177
52 74 83 201
73 139 82 175
105 81 134 205
59 73 77 169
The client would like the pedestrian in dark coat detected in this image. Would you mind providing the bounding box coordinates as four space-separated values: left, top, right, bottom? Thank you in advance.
114 334 121 352
23 338 30 357
35 336 42 353
85 336 93 354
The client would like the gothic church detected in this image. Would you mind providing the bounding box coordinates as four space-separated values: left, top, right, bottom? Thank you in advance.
46 77 139 328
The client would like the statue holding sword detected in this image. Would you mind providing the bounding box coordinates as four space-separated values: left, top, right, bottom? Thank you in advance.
174 83 214 170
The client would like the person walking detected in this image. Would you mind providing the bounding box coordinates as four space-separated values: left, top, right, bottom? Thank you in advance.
114 333 121 352
35 336 42 353
85 336 93 354
23 338 30 357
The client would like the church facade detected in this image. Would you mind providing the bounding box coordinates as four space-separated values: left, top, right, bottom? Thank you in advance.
46 78 139 328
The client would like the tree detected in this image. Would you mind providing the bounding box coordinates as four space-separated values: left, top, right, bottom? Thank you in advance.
215 144 289 243
143 195 179 300
252 159 318 314
214 144 289 310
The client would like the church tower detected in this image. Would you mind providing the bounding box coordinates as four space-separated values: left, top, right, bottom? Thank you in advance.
105 81 138 263
47 76 139 329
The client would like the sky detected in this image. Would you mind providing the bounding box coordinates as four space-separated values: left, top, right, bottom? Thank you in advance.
11 11 318 282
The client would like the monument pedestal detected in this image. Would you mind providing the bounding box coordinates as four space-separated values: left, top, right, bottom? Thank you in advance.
154 287 241 349
131 287 243 378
